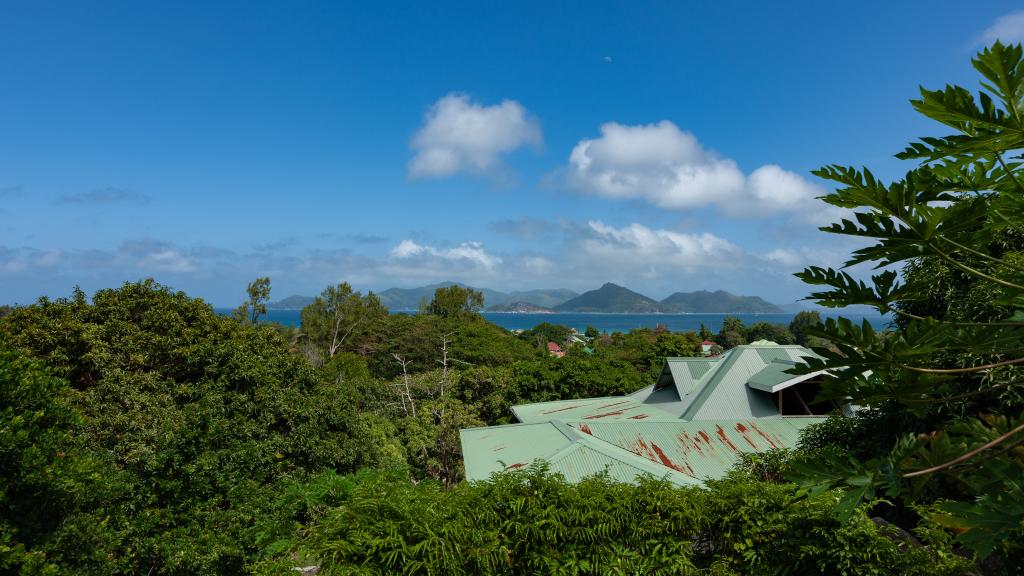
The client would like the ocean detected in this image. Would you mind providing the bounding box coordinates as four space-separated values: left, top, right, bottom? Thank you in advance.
217 308 890 333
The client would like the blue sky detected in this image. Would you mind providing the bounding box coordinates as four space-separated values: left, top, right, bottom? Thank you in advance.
3 2 1023 306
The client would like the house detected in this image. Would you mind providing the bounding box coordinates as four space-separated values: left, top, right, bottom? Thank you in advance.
701 340 715 355
460 342 840 487
546 341 565 357
568 333 587 345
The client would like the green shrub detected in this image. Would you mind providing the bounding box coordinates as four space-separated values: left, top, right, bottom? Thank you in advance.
0 281 391 574
289 467 970 575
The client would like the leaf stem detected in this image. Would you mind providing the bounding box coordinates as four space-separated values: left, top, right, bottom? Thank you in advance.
903 420 1024 478
902 356 1024 374
937 236 1024 273
994 151 1024 194
930 242 1024 290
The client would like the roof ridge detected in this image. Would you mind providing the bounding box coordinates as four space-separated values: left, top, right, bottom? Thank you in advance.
672 348 732 406
511 396 625 409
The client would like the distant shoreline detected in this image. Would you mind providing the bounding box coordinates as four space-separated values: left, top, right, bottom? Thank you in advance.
263 308 877 316
230 308 890 333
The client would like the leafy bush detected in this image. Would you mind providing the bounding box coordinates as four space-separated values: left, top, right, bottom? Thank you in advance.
285 467 969 575
0 343 124 575
0 281 392 574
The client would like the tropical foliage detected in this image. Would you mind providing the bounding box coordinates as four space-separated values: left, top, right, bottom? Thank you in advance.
789 42 1024 563
258 466 968 576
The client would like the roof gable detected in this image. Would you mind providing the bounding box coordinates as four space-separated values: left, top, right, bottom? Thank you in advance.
681 345 815 420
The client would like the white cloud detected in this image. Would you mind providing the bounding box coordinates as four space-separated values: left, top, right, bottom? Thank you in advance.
408 93 542 179
119 239 198 273
583 220 742 266
565 120 834 222
523 255 555 274
388 239 502 270
0 247 61 273
979 11 1024 45
390 239 426 259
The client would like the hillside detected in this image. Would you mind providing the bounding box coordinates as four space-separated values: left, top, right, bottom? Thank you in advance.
659 290 784 313
486 301 555 313
554 283 663 313
504 288 578 309
267 294 316 309
378 282 576 310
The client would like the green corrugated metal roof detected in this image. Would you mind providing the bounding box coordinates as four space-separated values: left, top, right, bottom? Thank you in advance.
462 344 831 487
461 417 825 486
460 422 574 479
681 346 817 420
511 396 676 423
642 356 726 418
570 418 822 482
460 420 700 486
747 359 798 391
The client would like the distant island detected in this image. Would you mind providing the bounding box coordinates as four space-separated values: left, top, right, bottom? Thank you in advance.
552 283 784 313
377 283 578 311
660 289 782 313
267 295 316 310
268 281 790 314
486 301 555 313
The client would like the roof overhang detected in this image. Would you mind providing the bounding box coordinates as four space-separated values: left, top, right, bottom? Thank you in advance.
746 369 828 393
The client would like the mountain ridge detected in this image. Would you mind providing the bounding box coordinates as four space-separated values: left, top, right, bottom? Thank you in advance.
553 283 663 313
267 282 803 314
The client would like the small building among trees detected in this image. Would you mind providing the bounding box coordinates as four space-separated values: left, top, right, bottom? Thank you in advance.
461 342 843 486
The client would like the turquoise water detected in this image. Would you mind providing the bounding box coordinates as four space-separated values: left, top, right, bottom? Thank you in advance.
218 309 889 333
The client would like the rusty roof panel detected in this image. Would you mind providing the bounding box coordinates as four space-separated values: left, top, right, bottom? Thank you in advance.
460 420 701 486
568 418 822 482
547 437 700 487
460 422 573 480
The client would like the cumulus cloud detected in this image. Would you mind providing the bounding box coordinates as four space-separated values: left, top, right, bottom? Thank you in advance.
564 121 834 222
582 220 742 266
0 247 61 273
979 11 1024 45
408 93 542 179
542 220 839 296
57 187 151 205
389 239 502 270
116 239 198 273
522 255 556 275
